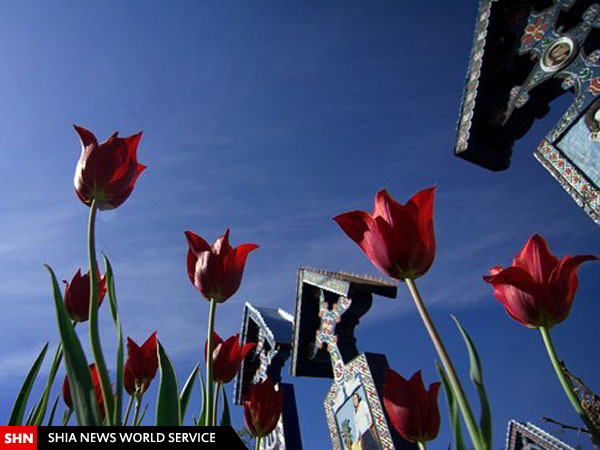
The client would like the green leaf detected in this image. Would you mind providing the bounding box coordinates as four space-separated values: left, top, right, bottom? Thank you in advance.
24 405 36 426
44 264 101 426
179 364 199 423
8 342 48 425
46 395 60 426
103 254 124 426
156 340 181 425
198 371 206 427
220 384 231 427
452 315 492 448
32 343 64 426
436 362 465 450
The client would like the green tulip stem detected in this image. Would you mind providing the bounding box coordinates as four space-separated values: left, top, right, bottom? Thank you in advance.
87 198 115 425
132 391 143 426
213 381 221 426
417 442 427 450
205 298 218 426
405 278 484 450
255 436 261 450
540 326 600 443
123 395 134 426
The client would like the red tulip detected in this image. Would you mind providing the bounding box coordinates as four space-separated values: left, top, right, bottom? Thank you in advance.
244 377 283 438
204 332 255 384
334 187 436 280
123 332 159 395
64 267 106 323
62 364 107 420
383 369 441 444
185 229 258 303
483 234 597 328
73 124 146 210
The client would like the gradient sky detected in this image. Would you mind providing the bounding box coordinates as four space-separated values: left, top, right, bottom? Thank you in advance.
0 1 599 449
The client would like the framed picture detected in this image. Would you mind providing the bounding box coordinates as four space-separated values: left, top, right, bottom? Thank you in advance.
324 353 415 450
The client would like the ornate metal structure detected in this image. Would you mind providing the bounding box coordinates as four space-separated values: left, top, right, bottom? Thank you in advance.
456 0 600 225
505 421 575 449
290 268 415 450
233 303 302 450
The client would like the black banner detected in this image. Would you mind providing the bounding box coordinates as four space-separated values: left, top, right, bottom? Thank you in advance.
36 427 247 449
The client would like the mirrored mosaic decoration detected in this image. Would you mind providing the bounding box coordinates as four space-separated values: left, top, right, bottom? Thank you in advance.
456 0 600 225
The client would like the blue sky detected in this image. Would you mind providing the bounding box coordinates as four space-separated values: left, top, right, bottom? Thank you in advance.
0 1 599 448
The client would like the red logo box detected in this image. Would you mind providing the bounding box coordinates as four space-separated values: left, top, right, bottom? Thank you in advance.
0 427 36 450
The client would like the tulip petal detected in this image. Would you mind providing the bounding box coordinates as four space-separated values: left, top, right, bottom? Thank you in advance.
124 132 143 156
73 124 98 149
409 186 436 216
205 331 224 363
123 360 135 396
213 229 233 255
227 244 259 279
383 369 440 443
425 382 441 440
334 210 395 278
373 189 402 225
545 254 598 325
240 342 256 360
185 231 211 286
512 234 559 284
484 266 542 327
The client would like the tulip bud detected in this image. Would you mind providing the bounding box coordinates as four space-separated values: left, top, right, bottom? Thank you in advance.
244 377 283 438
334 187 436 280
64 267 106 323
204 332 255 384
123 332 159 396
73 125 146 210
383 369 441 444
484 234 597 328
62 364 107 420
184 229 258 303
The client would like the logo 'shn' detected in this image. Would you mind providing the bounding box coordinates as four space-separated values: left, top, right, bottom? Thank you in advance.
4 433 34 444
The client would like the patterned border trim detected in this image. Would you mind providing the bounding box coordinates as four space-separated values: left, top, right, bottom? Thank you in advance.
456 0 493 152
535 139 600 225
324 354 394 450
505 420 575 450
291 269 306 376
300 266 397 288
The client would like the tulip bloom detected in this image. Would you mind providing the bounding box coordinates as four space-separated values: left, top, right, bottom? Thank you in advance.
383 369 441 445
205 332 255 384
62 364 107 420
483 234 597 328
73 125 146 210
185 229 258 303
244 377 283 438
124 332 159 395
334 187 436 280
64 267 106 323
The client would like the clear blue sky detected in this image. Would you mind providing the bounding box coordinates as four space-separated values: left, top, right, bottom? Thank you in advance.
0 1 598 448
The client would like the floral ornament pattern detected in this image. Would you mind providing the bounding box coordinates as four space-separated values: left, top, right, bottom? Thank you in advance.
588 76 600 95
521 18 549 46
